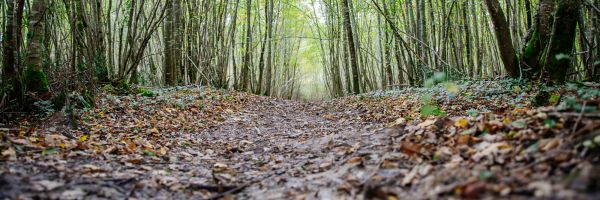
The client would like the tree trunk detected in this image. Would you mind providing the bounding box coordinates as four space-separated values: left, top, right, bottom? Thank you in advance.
240 0 252 92
25 0 51 96
484 0 519 77
263 0 275 96
521 0 555 76
163 1 175 86
2 0 25 104
163 1 182 86
341 0 360 94
544 0 580 83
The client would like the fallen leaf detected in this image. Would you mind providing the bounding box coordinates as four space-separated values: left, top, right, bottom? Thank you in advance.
402 165 419 186
346 156 364 165
418 119 437 128
399 142 422 157
542 139 560 151
34 180 64 191
454 118 469 129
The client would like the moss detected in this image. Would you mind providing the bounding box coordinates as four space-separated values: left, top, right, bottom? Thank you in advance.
544 0 579 83
25 66 49 94
94 53 109 83
520 31 543 77
532 90 550 107
522 31 538 59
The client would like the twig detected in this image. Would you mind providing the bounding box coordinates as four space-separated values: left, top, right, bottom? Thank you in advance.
571 101 587 135
360 153 387 186
587 0 600 15
548 112 600 118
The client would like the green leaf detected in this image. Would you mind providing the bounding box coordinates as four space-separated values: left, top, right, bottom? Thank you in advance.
420 105 445 117
525 141 539 153
511 120 527 129
466 109 478 117
143 150 157 156
420 105 438 117
78 96 91 108
479 170 493 180
573 104 598 113
549 95 560 104
544 119 556 128
42 147 58 156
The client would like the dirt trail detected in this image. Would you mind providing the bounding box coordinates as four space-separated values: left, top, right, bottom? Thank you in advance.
4 86 598 199
201 97 390 199
1 96 392 199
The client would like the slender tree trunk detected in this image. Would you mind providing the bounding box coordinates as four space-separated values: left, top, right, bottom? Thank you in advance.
484 0 519 77
263 0 275 96
163 1 175 86
240 0 252 91
341 0 360 94
2 0 25 104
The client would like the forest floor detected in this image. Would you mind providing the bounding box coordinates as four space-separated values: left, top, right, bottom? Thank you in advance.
1 81 600 199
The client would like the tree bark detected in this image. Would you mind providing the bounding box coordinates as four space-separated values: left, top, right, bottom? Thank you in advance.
341 0 360 94
25 0 51 96
521 0 555 76
484 0 519 77
2 0 25 104
240 0 252 92
544 0 581 83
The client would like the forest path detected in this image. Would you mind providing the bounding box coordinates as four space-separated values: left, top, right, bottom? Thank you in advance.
3 85 599 199
1 92 393 199
202 97 390 199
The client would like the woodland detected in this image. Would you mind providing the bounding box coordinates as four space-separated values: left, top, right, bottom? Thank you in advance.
1 0 600 199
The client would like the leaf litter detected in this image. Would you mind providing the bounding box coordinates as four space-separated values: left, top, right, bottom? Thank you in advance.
1 82 600 199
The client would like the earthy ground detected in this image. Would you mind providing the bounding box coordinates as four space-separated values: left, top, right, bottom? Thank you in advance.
1 82 600 199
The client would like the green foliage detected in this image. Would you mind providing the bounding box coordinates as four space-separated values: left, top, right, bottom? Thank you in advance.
94 53 109 83
138 88 157 97
420 104 446 117
419 72 455 117
532 90 550 107
556 83 600 113
467 109 479 117
511 120 527 129
33 100 55 117
479 170 493 181
42 147 58 156
544 119 556 128
78 95 92 109
143 150 157 157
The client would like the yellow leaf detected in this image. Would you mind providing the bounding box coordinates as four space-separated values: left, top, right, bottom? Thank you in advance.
454 118 469 128
159 147 168 156
79 135 88 142
150 128 159 134
502 118 511 125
